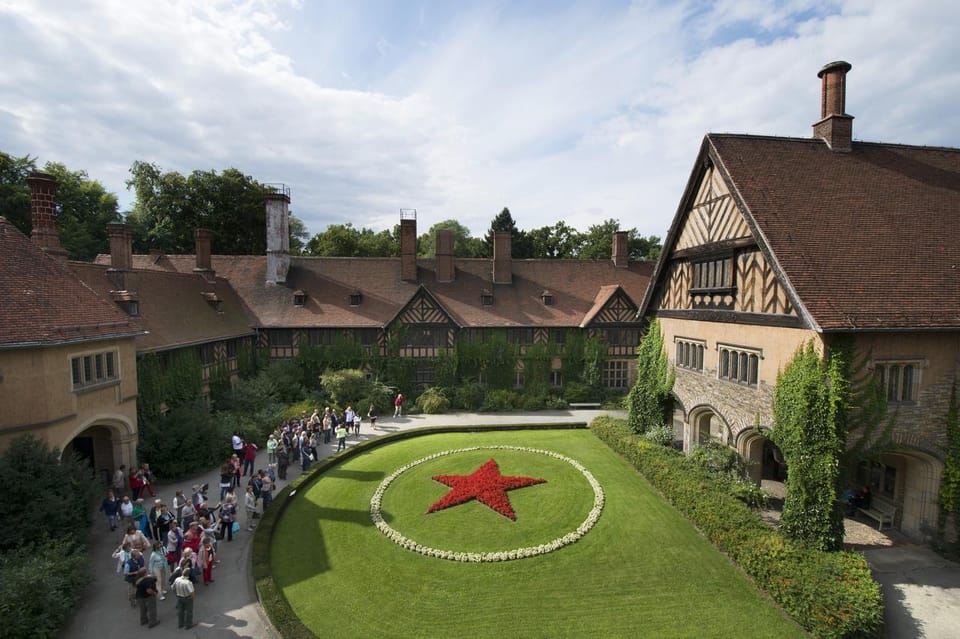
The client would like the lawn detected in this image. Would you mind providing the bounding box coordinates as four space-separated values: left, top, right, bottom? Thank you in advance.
270 430 806 638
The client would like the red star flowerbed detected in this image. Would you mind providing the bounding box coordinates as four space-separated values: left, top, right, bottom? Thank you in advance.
427 458 546 520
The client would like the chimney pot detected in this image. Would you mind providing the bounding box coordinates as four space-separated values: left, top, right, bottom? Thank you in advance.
400 210 418 282
27 172 67 260
435 229 455 283
194 228 214 274
813 60 854 152
265 189 291 284
612 231 629 268
107 222 133 271
492 232 512 284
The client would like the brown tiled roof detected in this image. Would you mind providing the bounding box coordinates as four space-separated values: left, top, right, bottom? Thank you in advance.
0 216 143 348
115 254 652 329
70 263 255 352
672 135 960 330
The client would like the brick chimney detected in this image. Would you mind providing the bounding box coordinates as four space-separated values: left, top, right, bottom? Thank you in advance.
27 172 67 261
436 229 455 283
107 223 132 270
265 187 291 284
400 209 417 282
194 228 214 275
612 231 629 268
492 231 512 284
813 61 853 152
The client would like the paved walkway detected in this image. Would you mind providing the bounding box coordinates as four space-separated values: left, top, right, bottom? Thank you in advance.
62 410 612 639
62 410 960 638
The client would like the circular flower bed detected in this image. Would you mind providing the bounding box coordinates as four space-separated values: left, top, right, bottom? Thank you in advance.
370 445 604 562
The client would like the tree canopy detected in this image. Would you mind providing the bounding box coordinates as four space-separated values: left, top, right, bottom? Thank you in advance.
417 219 484 257
304 222 398 257
125 161 306 256
0 151 120 261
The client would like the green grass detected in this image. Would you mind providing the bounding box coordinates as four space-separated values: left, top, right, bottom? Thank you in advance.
270 430 806 638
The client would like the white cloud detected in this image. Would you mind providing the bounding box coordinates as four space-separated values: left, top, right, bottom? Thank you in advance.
1 0 958 245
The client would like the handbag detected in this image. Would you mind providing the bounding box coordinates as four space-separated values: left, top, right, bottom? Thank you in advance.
232 522 240 535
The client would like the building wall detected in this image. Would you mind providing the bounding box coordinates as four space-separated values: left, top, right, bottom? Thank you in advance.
0 337 139 471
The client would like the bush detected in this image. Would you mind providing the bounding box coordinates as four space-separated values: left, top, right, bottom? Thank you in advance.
562 381 594 403
591 416 883 639
0 538 90 639
690 440 747 476
0 436 100 551
482 389 521 411
416 387 451 414
544 395 568 410
319 369 367 407
643 425 675 447
521 393 547 411
139 400 228 479
452 382 485 410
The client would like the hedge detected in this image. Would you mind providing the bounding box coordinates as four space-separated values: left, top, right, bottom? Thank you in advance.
590 415 883 639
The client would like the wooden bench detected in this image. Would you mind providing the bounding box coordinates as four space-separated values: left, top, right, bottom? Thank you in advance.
568 402 601 409
858 497 897 530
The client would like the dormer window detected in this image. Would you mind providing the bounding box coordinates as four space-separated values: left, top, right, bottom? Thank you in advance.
480 289 493 306
349 292 362 306
293 290 307 307
541 290 554 306
110 290 140 316
126 301 140 317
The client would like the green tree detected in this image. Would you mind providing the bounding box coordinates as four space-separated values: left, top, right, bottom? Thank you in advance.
938 381 960 553
0 435 99 552
0 150 35 234
288 213 309 255
417 219 484 257
771 341 847 551
305 223 397 257
578 219 661 261
44 162 121 261
626 320 675 433
483 207 532 258
527 221 583 258
125 162 273 254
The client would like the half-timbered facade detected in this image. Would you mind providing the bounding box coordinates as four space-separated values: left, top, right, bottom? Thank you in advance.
640 61 960 542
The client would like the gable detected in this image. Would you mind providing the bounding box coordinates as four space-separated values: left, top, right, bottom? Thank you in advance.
393 287 457 327
582 286 640 327
675 164 751 249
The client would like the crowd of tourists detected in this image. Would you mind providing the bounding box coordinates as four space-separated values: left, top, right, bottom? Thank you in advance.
94 403 387 630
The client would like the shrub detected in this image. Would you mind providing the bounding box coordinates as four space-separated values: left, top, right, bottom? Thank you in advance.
482 389 521 411
562 381 594 403
139 400 227 478
544 395 568 410
521 393 548 411
0 435 100 552
643 424 675 447
320 369 367 407
0 538 90 639
452 382 485 410
416 387 451 414
690 440 747 476
591 415 883 639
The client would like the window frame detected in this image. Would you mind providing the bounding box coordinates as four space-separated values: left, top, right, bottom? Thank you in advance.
674 337 706 372
70 350 120 391
873 360 922 404
716 342 761 387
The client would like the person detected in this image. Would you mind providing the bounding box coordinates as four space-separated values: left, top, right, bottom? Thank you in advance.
219 494 237 542
134 566 159 627
148 499 164 539
344 405 355 432
277 443 289 480
853 485 872 511
245 484 258 531
112 541 132 575
140 463 157 498
123 549 145 607
322 408 333 444
172 489 187 523
258 469 274 511
179 499 196 529
368 404 378 429
130 498 149 536
230 454 242 488
112 464 127 497
336 421 348 452
172 563 197 629
353 411 361 435
148 540 168 600
123 523 149 553
100 489 120 531
231 430 244 456
166 520 183 568
242 440 258 477
129 466 144 501
394 392 404 417
300 439 312 472
119 494 134 524
199 537 216 586
267 432 279 464
219 461 234 500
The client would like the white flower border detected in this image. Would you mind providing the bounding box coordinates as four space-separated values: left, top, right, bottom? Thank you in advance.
370 446 604 562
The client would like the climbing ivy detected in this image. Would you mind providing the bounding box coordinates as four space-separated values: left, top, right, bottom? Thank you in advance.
484 330 518 390
938 381 960 555
626 320 675 434
771 341 846 551
582 334 609 392
521 343 554 395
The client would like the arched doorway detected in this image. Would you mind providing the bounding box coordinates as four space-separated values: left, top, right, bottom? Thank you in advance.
60 418 137 489
739 429 786 486
685 406 732 452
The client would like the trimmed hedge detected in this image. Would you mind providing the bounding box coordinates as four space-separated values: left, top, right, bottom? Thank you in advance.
591 415 883 639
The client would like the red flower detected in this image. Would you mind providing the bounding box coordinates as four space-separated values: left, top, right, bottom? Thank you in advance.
427 458 546 521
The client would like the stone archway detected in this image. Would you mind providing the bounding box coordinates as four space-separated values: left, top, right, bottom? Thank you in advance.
60 416 137 488
685 405 733 452
852 448 943 541
738 428 786 485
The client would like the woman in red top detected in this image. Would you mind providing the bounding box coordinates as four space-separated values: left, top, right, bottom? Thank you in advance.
242 441 258 477
129 468 144 501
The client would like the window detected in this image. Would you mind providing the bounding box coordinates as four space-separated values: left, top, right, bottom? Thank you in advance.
541 291 554 306
199 344 215 366
874 362 919 403
857 460 897 499
717 344 760 387
226 339 238 358
415 366 434 388
71 351 119 390
675 338 705 372
508 329 534 345
550 329 567 345
480 290 493 306
605 329 639 347
406 327 442 349
550 370 562 388
691 256 734 291
349 292 362 306
293 291 306 307
604 360 630 389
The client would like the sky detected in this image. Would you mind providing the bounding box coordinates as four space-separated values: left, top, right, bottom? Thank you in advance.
1 0 959 242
